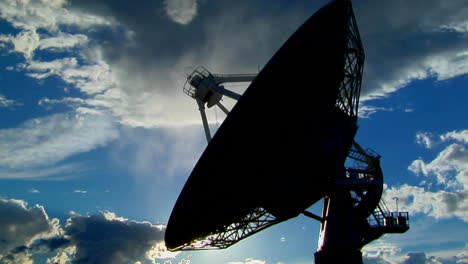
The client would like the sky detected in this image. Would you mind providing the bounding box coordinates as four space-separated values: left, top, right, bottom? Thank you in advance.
0 0 466 263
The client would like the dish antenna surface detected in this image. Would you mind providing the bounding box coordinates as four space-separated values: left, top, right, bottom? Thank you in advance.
166 0 409 263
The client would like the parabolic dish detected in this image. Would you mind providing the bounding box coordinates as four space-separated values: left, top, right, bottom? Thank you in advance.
166 0 364 250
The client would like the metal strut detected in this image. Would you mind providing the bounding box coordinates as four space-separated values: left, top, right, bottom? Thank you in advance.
183 67 257 143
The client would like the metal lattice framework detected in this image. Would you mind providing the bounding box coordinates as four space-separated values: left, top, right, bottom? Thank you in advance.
344 141 383 220
335 6 365 119
177 207 279 250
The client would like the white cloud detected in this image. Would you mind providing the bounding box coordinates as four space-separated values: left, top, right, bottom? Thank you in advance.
363 250 468 264
0 162 85 180
0 30 87 59
38 32 88 50
24 51 117 95
425 52 468 81
228 258 266 264
359 105 394 118
415 132 434 149
439 17 468 33
28 189 40 193
387 129 468 222
363 241 403 264
24 57 79 79
408 159 428 176
365 50 468 101
0 112 118 178
164 0 198 25
0 0 114 32
384 184 468 222
10 30 40 59
441 130 468 144
413 143 467 187
0 95 21 108
73 190 87 194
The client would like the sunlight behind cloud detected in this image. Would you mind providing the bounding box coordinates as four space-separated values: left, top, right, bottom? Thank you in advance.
164 0 198 25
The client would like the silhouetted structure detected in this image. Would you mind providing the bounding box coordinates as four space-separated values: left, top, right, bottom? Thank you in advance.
165 1 409 263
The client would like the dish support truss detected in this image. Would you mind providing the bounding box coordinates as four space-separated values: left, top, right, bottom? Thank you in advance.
335 2 364 120
175 207 280 250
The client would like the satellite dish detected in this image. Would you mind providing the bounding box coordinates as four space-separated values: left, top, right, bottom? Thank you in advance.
166 0 409 262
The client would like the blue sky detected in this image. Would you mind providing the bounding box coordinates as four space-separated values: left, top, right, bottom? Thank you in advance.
0 0 467 263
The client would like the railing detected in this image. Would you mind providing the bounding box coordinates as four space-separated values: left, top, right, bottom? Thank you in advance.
368 200 409 233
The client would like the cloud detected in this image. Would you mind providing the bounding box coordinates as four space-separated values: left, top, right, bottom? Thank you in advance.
0 163 86 180
401 251 468 264
441 130 468 144
7 30 39 59
55 211 169 264
0 112 118 179
0 199 61 264
385 129 468 222
46 246 75 264
0 198 181 264
0 95 21 108
24 53 116 95
110 125 205 180
0 0 113 32
28 189 40 193
1 0 467 129
49 0 315 128
384 184 468 222
72 190 87 194
363 251 468 264
62 0 467 128
0 30 87 59
415 132 434 149
69 0 468 117
228 258 266 264
38 32 89 51
164 0 198 25
411 139 467 186
354 0 468 100
363 240 468 264
1 0 467 182
359 105 394 118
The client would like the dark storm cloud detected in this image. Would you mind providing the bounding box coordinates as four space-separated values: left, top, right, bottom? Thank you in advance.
0 204 169 264
0 199 61 264
68 0 467 101
63 212 166 264
30 237 71 252
67 0 328 95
